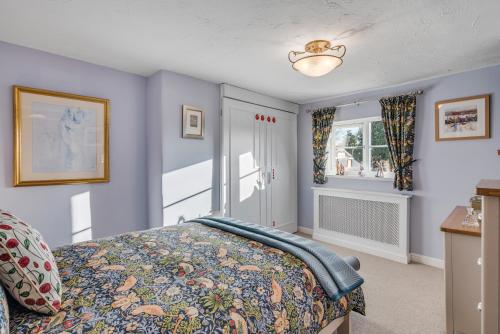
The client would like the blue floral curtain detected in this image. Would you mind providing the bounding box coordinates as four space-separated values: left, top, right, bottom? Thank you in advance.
312 107 336 184
379 94 417 191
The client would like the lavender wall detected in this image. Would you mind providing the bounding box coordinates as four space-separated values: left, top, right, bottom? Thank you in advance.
146 71 164 228
299 65 500 259
147 70 221 228
0 42 148 247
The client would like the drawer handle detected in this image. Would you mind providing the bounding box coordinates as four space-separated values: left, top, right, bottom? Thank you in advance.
477 257 482 266
477 302 482 312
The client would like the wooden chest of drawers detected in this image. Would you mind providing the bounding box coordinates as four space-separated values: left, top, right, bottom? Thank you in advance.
441 206 481 334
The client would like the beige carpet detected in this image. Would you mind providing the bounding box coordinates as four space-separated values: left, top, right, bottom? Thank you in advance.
297 233 445 334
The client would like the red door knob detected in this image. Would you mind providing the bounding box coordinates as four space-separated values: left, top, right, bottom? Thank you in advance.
260 115 264 121
272 117 276 123
255 114 259 120
267 116 271 122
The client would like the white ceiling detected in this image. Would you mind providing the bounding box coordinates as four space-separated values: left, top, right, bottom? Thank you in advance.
1 0 500 103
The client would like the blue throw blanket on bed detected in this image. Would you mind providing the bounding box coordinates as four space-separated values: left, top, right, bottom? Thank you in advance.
189 216 364 301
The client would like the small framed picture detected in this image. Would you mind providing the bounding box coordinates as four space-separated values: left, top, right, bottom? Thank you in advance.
182 105 204 139
435 95 490 141
13 86 109 186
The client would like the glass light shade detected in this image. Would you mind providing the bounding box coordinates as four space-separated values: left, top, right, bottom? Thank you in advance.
292 55 342 77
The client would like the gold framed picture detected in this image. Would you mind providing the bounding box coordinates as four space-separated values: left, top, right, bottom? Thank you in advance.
182 105 204 139
435 94 490 141
13 86 109 186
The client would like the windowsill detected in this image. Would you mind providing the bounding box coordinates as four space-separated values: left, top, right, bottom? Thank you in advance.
327 174 394 182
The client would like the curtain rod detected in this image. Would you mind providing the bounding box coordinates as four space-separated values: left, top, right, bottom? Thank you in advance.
306 89 424 113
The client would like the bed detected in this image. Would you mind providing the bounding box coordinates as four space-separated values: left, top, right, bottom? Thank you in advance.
8 218 365 333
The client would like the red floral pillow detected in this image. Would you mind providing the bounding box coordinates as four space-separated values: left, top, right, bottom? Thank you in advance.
0 210 61 315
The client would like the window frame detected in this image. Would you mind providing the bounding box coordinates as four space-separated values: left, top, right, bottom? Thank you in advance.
326 116 394 180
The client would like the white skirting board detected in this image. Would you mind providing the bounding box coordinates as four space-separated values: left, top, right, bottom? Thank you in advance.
301 230 444 269
313 231 410 264
312 231 443 268
410 253 444 269
278 222 298 234
299 225 443 269
298 226 313 235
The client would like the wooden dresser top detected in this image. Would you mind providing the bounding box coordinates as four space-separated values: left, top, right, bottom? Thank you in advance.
440 206 481 237
476 179 500 197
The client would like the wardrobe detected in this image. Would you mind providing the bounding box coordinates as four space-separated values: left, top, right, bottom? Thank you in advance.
220 85 298 233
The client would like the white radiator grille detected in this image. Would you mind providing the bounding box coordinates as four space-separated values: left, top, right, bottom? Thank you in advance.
313 188 410 263
319 195 400 246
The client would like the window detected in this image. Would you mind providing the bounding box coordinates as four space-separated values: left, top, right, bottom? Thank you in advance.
326 117 394 179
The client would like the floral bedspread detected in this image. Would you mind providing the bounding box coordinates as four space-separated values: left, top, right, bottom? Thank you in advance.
9 223 365 333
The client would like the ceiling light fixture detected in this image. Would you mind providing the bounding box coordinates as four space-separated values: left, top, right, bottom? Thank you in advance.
288 40 346 77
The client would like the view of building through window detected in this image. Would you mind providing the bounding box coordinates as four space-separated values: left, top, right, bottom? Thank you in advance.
334 123 363 170
327 117 394 178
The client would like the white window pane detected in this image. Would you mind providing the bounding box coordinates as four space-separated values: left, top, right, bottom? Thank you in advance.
370 121 387 146
334 125 363 148
327 117 388 177
336 147 363 173
370 146 393 172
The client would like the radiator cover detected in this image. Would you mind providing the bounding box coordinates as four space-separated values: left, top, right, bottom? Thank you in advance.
313 188 411 263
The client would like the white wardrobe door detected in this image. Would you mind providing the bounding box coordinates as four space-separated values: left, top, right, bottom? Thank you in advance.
223 98 297 232
270 111 297 232
227 100 266 225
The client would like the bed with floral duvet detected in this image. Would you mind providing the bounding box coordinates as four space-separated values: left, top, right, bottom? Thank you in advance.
9 219 365 334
